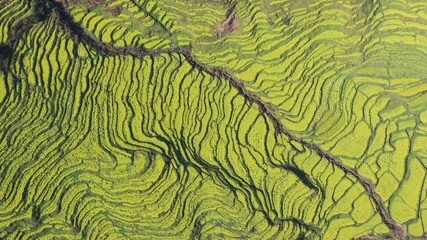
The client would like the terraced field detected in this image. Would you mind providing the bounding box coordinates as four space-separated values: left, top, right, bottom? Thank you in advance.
0 0 426 239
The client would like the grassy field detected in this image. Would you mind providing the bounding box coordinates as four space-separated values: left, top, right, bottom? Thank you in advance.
0 0 426 239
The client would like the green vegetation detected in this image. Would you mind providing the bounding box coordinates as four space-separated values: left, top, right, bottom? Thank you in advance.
0 0 426 239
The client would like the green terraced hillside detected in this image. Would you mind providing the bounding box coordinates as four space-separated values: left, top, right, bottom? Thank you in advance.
0 0 427 239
